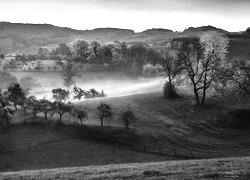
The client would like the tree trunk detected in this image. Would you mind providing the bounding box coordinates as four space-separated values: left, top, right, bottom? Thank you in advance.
79 118 84 126
59 113 63 122
45 113 48 120
33 110 37 118
200 89 206 105
194 88 201 105
14 103 17 110
100 117 103 127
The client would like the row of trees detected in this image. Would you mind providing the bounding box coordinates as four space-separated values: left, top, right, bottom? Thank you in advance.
162 31 250 105
0 83 136 131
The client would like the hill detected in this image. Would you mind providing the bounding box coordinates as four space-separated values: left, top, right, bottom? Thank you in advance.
0 156 249 179
0 22 134 54
0 22 239 55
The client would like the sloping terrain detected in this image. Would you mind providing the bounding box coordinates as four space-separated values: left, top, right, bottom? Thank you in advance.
0 156 249 179
0 124 171 172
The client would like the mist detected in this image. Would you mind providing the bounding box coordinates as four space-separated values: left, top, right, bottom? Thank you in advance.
10 71 165 101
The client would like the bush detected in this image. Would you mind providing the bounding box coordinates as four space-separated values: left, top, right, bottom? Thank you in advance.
216 108 250 129
163 82 178 98
120 108 137 129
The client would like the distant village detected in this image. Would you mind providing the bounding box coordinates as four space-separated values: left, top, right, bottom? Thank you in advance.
0 52 60 71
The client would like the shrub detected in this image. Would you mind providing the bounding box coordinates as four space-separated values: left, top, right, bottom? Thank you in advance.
216 108 250 129
163 81 178 98
120 108 137 129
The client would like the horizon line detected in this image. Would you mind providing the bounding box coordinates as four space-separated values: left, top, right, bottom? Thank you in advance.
0 21 248 33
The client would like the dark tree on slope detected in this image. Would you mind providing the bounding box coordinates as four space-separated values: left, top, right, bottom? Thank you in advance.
120 108 137 129
39 99 53 120
53 102 72 123
181 31 229 105
71 106 88 126
96 102 113 127
6 83 26 110
162 52 184 98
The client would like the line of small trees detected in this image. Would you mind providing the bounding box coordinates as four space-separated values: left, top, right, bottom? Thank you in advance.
0 83 137 132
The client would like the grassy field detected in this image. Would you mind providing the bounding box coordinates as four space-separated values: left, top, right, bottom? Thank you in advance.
0 156 249 179
0 124 171 172
1 71 250 176
1 89 250 172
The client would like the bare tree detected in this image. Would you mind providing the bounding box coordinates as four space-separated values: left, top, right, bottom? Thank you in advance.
182 31 229 105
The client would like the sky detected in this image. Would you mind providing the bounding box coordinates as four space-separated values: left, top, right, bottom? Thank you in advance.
0 0 249 32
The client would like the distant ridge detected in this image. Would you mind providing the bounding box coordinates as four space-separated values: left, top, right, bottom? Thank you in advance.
0 22 248 54
183 25 229 34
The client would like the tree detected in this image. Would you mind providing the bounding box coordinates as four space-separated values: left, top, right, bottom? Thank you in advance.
230 59 250 95
102 44 113 65
62 60 78 88
27 96 40 118
3 59 17 70
54 43 72 60
53 102 72 123
52 88 69 102
19 76 40 94
0 54 4 59
162 52 184 98
181 31 229 105
73 40 90 63
71 105 88 126
120 108 137 129
6 83 26 110
146 49 161 65
128 44 148 75
38 99 53 120
96 102 113 127
73 86 85 100
0 99 14 132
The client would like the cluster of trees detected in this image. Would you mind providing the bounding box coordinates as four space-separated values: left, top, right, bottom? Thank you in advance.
162 31 250 105
73 87 105 100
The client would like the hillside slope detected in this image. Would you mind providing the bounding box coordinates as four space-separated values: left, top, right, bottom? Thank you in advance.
1 156 249 179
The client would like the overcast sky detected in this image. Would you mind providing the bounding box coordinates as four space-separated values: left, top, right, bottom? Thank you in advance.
0 0 249 32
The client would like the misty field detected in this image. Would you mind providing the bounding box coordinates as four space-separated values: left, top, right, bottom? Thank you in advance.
9 71 165 100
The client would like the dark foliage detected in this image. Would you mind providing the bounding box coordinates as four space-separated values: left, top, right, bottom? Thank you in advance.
163 82 178 98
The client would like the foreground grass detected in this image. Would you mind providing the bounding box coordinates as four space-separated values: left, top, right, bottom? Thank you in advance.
0 156 249 179
0 124 171 172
